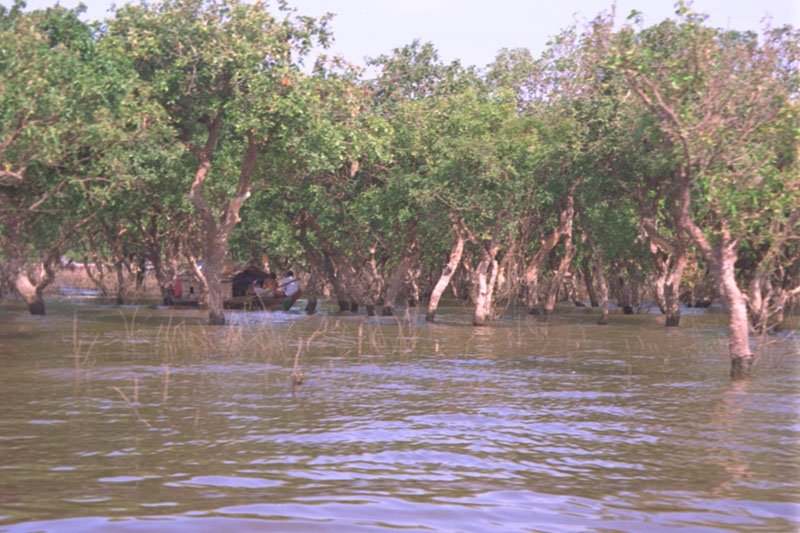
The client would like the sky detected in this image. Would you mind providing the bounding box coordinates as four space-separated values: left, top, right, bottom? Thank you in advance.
12 0 800 68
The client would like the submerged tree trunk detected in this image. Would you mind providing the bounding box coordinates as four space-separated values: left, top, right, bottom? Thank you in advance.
543 242 575 315
663 267 685 327
407 266 421 308
114 259 127 306
652 252 687 327
382 223 418 316
584 235 609 325
676 170 753 378
187 118 259 326
524 191 576 315
717 238 754 379
610 272 635 314
10 257 56 316
426 217 466 322
746 210 800 334
473 240 500 327
581 254 599 307
13 269 45 315
642 218 689 327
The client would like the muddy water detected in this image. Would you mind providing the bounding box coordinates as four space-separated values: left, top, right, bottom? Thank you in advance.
0 299 798 532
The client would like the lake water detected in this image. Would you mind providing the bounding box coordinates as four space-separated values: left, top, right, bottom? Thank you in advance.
1 298 798 532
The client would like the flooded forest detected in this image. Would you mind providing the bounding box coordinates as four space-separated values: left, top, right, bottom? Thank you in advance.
1 0 798 531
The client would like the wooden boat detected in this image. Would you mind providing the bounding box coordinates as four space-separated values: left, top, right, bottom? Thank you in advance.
224 290 302 311
167 296 200 307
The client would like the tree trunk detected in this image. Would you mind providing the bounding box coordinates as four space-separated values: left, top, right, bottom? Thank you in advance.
664 265 685 327
642 217 690 327
473 241 500 326
652 253 668 315
652 251 687 327
543 241 575 315
524 191 578 314
382 224 418 316
611 272 635 314
526 275 541 314
305 297 318 315
83 256 109 297
14 270 45 315
144 220 176 305
187 116 258 326
718 239 753 379
426 218 466 322
676 169 754 378
581 254 599 307
664 293 681 327
114 260 127 305
407 266 421 307
585 236 609 325
195 249 225 326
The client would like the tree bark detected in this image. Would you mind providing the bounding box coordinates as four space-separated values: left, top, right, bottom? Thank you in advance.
13 269 45 315
674 170 753 378
426 217 466 322
581 254 599 307
663 259 686 327
187 117 258 326
584 234 609 325
382 223 418 316
524 192 576 314
543 241 575 315
114 259 127 305
407 266 421 308
473 239 500 327
718 238 754 378
746 210 800 333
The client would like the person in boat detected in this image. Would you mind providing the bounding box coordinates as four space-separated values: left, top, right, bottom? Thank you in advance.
275 270 300 299
263 273 279 297
254 272 279 299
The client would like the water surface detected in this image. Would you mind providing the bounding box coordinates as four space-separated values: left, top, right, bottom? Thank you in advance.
1 299 798 531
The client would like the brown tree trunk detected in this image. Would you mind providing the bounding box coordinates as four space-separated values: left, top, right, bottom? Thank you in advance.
581 254 599 307
426 218 466 322
296 229 328 316
142 216 176 305
524 193 576 315
652 253 668 315
651 251 687 327
114 260 127 305
611 272 635 314
305 297 318 315
543 241 575 315
745 210 800 334
585 235 609 325
83 255 109 297
187 118 259 326
663 262 686 327
358 245 383 314
641 217 689 327
382 223 418 316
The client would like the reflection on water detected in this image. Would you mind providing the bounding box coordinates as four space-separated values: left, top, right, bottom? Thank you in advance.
0 299 798 532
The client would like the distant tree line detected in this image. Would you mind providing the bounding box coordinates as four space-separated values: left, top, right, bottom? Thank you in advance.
1 0 797 377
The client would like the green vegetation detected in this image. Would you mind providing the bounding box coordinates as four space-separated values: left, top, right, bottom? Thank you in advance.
1 0 797 377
